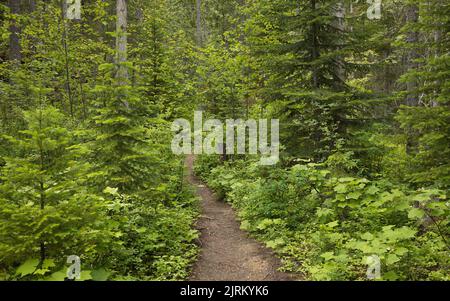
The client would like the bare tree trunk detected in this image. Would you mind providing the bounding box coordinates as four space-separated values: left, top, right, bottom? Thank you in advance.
61 1 74 117
333 1 345 89
404 3 420 154
8 0 22 62
195 0 203 46
405 3 419 106
431 28 441 108
116 0 128 85
311 0 319 88
431 0 443 108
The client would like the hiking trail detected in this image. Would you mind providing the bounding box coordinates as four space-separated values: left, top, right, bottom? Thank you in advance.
187 155 292 281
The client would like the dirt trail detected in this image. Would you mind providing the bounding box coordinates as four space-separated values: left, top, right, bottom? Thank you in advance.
187 155 292 281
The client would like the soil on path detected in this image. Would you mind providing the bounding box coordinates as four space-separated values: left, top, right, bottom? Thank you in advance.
187 155 292 281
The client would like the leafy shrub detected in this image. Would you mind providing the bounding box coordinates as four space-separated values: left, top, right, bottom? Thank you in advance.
196 155 449 280
0 107 200 281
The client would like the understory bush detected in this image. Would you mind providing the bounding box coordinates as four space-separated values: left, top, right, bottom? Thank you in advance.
195 156 449 280
0 107 199 281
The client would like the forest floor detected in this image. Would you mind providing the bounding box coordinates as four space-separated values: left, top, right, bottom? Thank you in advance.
186 155 293 281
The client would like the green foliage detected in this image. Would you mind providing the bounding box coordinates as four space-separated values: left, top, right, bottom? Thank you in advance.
0 107 120 280
197 156 449 280
0 0 449 282
393 0 450 188
0 0 200 281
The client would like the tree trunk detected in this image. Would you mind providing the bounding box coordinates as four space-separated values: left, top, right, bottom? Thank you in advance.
116 0 128 85
8 0 22 62
404 3 420 155
61 1 74 117
405 3 419 106
333 1 345 89
311 0 319 88
195 0 203 46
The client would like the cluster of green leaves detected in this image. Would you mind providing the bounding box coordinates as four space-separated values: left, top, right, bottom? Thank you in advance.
196 157 449 280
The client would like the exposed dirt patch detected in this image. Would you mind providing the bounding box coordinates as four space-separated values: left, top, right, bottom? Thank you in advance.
187 155 292 281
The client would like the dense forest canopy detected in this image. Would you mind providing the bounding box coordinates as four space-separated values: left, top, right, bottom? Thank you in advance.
0 0 448 281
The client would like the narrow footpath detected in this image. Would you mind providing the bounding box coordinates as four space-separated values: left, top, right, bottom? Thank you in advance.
187 155 292 281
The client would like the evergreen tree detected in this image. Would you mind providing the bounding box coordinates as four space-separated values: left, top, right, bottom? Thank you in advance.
396 0 450 187
244 0 375 161
0 106 117 277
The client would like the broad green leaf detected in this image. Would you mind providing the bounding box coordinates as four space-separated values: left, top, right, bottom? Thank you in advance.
386 254 400 265
16 259 39 277
408 208 425 219
103 187 119 195
42 259 56 269
265 238 285 249
45 270 66 281
78 270 92 281
347 191 362 200
366 185 380 195
320 252 335 261
240 220 251 231
361 232 374 241
383 271 399 281
334 184 347 194
91 268 110 281
394 247 408 256
326 221 339 228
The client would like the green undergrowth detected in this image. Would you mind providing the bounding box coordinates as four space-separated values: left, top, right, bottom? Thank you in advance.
194 155 449 281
